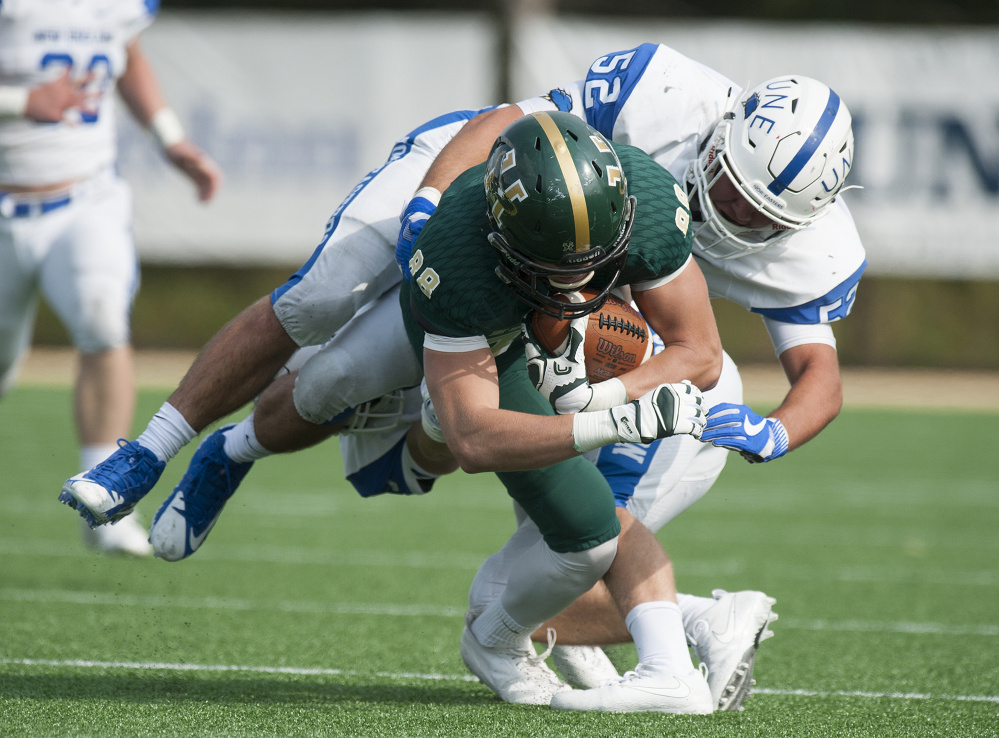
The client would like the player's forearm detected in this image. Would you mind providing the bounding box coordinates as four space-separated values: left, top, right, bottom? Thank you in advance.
630 258 724 395
772 346 843 452
441 409 579 474
620 338 722 400
116 41 168 127
416 104 525 193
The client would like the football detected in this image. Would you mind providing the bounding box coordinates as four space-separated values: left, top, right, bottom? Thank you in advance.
530 289 653 382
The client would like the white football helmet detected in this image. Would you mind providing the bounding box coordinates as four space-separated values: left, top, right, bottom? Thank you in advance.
342 389 406 434
687 76 855 259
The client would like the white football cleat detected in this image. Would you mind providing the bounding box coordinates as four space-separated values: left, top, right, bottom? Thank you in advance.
80 512 152 557
550 644 619 689
687 589 778 711
550 663 713 714
460 615 569 705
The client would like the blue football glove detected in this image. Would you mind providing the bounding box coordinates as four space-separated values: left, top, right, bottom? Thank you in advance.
701 402 789 463
396 188 440 281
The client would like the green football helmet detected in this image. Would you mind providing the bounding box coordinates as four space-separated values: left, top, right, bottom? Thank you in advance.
484 111 636 320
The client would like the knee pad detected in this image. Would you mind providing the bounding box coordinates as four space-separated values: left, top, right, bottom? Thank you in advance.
65 277 131 353
500 537 619 628
549 536 619 586
293 346 358 424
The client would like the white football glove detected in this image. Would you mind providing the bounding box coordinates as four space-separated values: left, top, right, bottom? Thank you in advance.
522 312 595 414
610 380 706 443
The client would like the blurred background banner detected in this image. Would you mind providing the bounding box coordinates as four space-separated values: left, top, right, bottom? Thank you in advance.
117 11 497 267
119 12 999 280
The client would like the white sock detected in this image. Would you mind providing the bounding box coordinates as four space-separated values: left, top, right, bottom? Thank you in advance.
80 443 120 473
221 414 273 463
470 600 533 649
625 601 696 673
136 403 197 462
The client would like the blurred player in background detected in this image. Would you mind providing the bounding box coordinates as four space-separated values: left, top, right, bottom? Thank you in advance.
1 0 221 556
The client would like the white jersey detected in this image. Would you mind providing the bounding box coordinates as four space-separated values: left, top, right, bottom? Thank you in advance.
518 42 867 343
0 0 154 185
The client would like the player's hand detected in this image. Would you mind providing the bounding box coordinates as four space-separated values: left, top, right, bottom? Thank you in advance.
24 69 90 123
523 310 594 414
396 188 440 281
165 141 223 202
610 381 705 443
701 402 789 463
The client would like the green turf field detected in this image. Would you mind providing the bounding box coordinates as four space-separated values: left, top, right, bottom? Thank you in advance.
1 386 997 736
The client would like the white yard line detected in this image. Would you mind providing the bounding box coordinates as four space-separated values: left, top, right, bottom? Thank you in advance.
1 588 465 617
3 588 997 637
1 657 996 704
1 538 995 586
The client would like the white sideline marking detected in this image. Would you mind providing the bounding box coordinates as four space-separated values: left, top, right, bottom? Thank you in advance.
0 658 477 683
0 588 464 617
0 538 489 569
753 687 999 704
3 589 997 638
2 658 996 704
7 539 998 589
779 618 999 637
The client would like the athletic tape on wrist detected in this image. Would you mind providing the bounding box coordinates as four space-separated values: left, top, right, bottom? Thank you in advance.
572 410 621 454
0 86 29 117
413 186 442 207
149 107 186 149
584 377 628 412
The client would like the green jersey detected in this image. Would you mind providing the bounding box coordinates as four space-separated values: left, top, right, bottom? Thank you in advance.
401 141 693 362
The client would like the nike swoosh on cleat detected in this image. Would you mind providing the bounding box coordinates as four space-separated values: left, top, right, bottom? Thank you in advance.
173 493 218 554
710 598 739 644
743 416 767 435
187 527 213 553
627 678 691 699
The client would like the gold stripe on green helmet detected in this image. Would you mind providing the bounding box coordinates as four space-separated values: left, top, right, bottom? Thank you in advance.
535 112 589 254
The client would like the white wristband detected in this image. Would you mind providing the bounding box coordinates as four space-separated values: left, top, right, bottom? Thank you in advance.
149 107 186 149
0 86 29 117
572 409 622 454
584 377 628 411
414 185 442 207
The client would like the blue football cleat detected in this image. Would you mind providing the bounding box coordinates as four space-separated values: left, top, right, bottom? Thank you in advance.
60 440 166 527
148 427 252 561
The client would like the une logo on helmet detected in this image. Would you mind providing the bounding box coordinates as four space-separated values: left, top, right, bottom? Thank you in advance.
820 149 854 195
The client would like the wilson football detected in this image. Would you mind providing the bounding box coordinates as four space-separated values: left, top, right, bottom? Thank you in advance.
530 289 653 382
